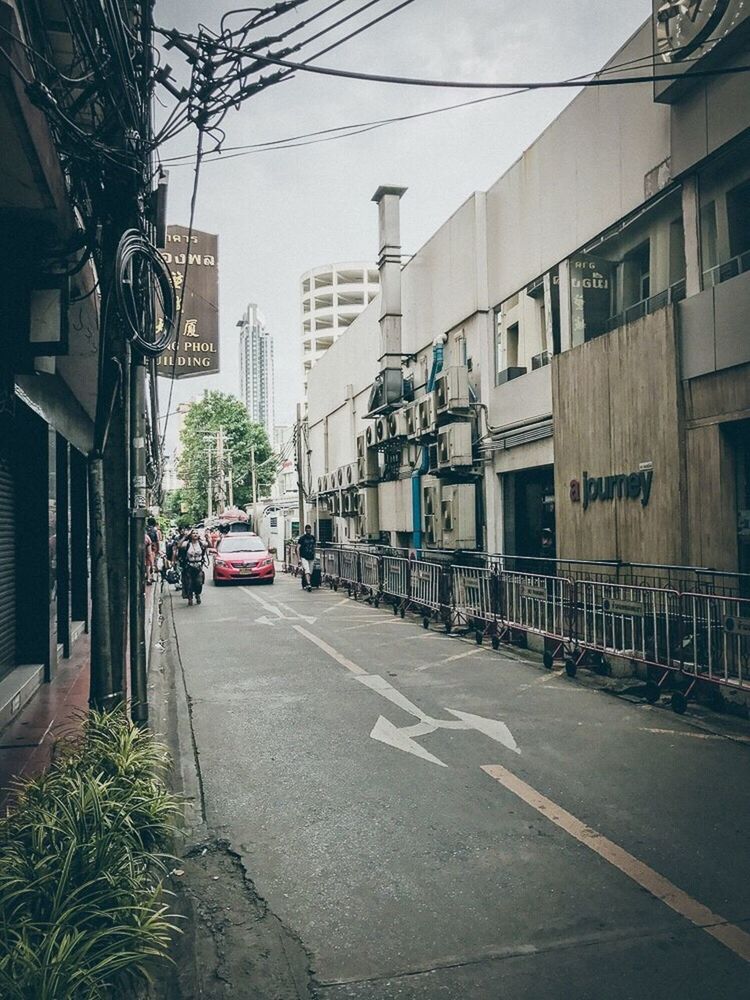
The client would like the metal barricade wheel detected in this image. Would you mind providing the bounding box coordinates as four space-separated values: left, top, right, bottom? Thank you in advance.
543 651 554 670
492 636 500 650
475 630 483 645
400 607 405 619
565 659 577 678
671 691 688 715
645 682 660 704
423 617 430 630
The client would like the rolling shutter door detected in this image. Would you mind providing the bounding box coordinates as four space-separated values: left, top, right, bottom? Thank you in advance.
0 444 15 679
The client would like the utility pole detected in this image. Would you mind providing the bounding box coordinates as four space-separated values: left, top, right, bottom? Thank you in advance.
216 426 225 512
207 442 213 519
129 349 148 723
251 443 258 507
296 402 304 533
228 454 234 507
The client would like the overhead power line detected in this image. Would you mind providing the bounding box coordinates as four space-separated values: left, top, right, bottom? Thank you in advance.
250 50 750 91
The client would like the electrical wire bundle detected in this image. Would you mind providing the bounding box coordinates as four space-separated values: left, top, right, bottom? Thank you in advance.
113 229 176 358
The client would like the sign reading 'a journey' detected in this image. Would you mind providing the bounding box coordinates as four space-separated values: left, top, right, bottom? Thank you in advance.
156 226 220 379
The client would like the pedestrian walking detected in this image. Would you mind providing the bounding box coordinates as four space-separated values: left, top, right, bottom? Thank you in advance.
145 517 161 585
182 530 208 606
296 524 316 593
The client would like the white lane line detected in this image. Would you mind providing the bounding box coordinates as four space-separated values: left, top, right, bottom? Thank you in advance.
640 727 750 743
417 647 483 671
292 625 367 675
343 620 404 631
321 598 351 613
482 763 750 964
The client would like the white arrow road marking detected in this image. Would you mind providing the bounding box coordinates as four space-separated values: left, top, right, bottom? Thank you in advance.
238 588 317 624
369 716 448 767
293 625 519 767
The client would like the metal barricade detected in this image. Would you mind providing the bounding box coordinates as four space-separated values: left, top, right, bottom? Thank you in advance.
452 565 498 641
571 581 682 686
500 571 575 666
382 555 410 616
679 593 750 707
338 548 359 592
359 551 382 602
408 559 447 627
321 547 339 587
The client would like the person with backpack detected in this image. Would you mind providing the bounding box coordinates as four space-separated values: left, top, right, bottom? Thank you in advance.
181 529 208 606
296 524 316 593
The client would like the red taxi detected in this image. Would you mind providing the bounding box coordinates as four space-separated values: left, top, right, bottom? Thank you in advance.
212 533 275 585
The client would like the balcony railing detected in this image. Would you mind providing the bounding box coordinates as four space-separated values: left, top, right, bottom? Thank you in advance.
600 278 686 336
702 249 750 289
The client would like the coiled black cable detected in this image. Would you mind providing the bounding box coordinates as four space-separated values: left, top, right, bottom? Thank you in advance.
113 228 176 357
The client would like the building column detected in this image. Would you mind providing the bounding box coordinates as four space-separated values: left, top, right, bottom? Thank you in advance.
682 175 702 297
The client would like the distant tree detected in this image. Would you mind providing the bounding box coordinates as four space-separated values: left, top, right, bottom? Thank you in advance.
177 391 276 521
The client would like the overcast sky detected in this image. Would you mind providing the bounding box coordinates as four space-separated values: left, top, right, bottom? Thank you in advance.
155 0 652 446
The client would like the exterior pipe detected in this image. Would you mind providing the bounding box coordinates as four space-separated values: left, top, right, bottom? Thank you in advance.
412 334 446 552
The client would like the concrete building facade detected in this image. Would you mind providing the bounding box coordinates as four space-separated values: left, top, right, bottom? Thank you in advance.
305 3 750 583
238 303 275 436
301 263 379 396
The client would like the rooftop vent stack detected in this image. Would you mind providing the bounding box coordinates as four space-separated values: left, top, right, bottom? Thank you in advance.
370 185 407 412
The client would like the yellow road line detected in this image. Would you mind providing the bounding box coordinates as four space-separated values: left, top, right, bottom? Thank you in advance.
481 763 750 964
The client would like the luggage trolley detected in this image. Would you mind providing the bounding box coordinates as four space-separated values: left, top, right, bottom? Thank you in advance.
677 591 750 714
499 570 576 668
451 563 499 643
571 580 683 690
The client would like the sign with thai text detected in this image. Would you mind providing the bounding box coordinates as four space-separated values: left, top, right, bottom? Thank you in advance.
156 226 220 379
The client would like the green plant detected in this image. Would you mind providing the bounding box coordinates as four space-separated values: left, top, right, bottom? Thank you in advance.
0 708 180 999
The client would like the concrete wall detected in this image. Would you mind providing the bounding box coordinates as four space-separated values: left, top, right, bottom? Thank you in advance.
485 22 670 309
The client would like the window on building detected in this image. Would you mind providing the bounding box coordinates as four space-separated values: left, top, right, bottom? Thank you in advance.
727 178 750 260
669 217 686 287
506 323 519 368
623 240 650 307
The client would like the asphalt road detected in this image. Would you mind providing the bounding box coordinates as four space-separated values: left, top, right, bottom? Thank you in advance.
169 570 750 999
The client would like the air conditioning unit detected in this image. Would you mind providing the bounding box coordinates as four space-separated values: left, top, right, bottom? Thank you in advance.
437 423 473 469
375 415 391 444
404 402 418 438
387 410 406 438
531 351 551 370
356 486 379 539
331 491 341 516
342 489 357 516
416 395 436 437
434 366 469 415
440 483 476 550
344 463 356 487
317 476 325 494
365 423 376 449
336 467 344 488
